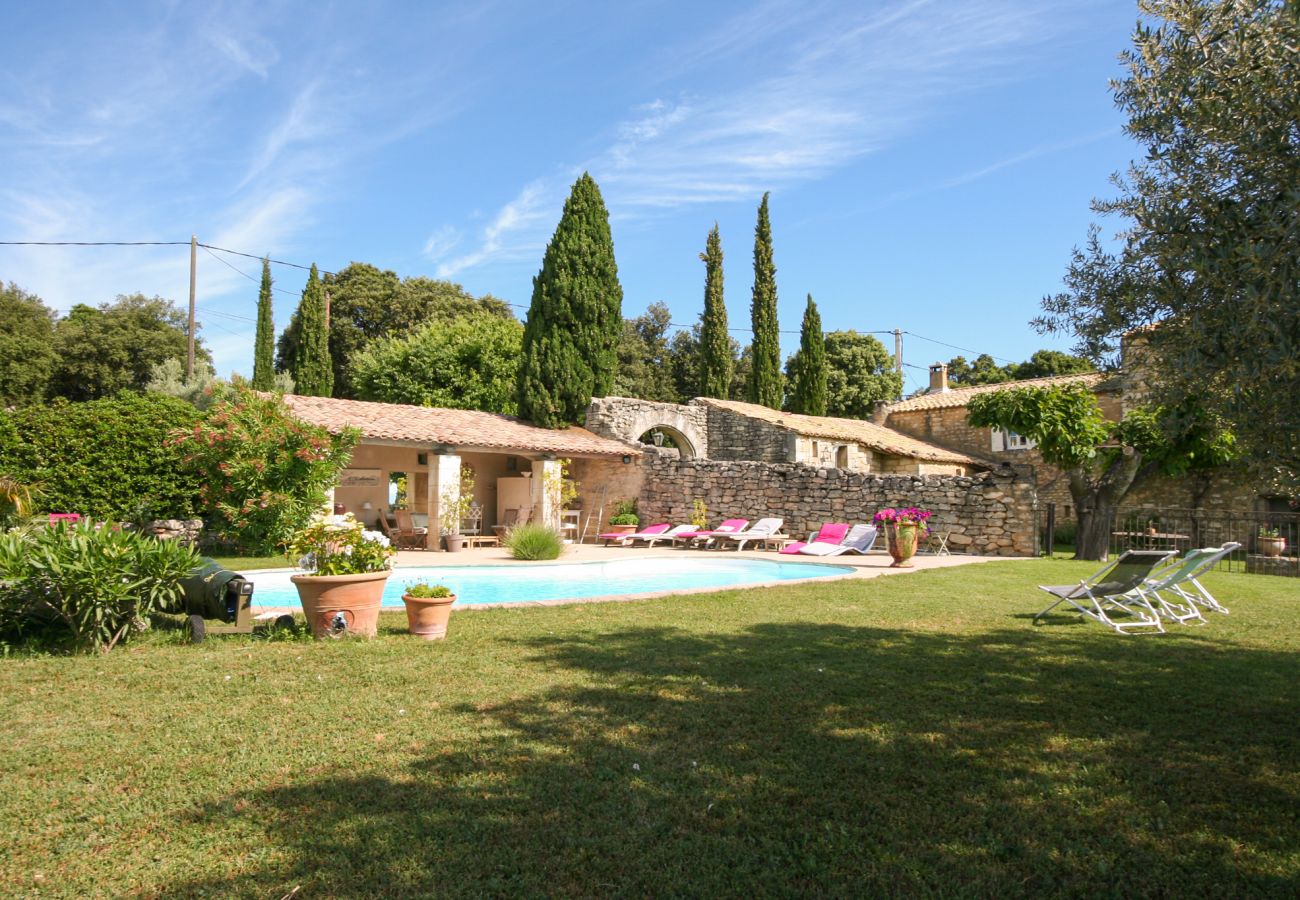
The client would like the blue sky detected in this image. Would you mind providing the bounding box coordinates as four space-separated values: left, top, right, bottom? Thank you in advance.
0 0 1142 395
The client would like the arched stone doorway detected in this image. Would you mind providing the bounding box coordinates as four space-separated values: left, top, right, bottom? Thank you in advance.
585 397 709 459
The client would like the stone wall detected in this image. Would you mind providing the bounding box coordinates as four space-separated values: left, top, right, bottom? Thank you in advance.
569 457 646 536
636 450 1038 556
704 404 789 463
142 518 204 545
586 397 708 458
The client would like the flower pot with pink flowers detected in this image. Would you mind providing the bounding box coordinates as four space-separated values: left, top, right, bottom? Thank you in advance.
872 507 932 568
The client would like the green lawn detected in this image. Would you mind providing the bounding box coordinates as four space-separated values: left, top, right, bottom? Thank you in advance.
2 560 1297 897
210 554 293 571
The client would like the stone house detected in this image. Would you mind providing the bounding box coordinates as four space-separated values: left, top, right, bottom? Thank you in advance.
878 362 1271 525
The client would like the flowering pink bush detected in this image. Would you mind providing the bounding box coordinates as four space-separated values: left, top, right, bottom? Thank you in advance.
872 507 932 535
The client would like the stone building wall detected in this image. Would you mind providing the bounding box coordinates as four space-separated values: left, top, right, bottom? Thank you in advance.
636 450 1037 556
585 397 709 458
569 457 646 536
704 404 790 463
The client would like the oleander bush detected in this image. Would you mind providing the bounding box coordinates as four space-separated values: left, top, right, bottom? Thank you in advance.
0 520 200 653
503 523 564 560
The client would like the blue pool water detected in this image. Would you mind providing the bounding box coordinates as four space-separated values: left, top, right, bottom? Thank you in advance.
248 558 854 608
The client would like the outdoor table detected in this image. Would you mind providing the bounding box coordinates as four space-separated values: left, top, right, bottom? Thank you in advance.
1111 531 1192 552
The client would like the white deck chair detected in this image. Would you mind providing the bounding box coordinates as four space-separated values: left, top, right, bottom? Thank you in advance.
714 517 784 551
799 524 878 557
1035 550 1176 634
1143 542 1241 621
628 524 696 548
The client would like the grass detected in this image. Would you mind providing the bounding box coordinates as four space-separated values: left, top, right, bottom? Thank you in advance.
209 554 293 571
1 559 1297 897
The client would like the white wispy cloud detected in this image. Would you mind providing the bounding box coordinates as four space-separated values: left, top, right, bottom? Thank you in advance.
435 0 1076 277
209 31 279 78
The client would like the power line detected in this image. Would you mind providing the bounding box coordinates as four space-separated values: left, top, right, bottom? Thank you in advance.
903 330 1018 365
0 240 191 247
200 245 300 298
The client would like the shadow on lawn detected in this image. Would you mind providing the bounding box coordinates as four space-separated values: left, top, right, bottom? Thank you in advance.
176 623 1299 898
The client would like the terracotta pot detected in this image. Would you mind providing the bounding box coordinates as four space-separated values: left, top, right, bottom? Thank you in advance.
291 571 390 639
886 523 919 568
402 593 456 641
1258 536 1286 558
608 524 638 535
444 534 465 552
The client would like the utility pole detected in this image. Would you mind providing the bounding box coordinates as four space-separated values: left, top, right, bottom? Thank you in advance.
187 234 197 380
893 329 903 375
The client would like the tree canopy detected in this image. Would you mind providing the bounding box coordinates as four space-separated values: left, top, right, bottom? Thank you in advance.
1034 0 1300 489
945 350 1094 386
785 295 827 415
968 382 1235 559
251 258 275 391
824 331 902 419
614 303 679 403
517 173 624 427
0 282 57 407
275 262 512 398
748 192 783 409
350 311 523 414
698 224 732 399
49 293 206 402
288 264 332 397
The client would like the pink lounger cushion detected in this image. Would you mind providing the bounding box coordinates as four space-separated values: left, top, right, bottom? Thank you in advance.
676 519 749 539
781 522 850 555
598 523 670 541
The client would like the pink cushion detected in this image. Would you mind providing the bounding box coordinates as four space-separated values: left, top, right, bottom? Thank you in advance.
779 541 808 555
814 523 850 544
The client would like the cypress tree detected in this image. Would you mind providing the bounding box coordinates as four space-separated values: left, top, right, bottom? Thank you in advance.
290 264 332 397
748 192 782 408
517 173 624 427
251 257 275 390
697 224 732 399
787 294 828 415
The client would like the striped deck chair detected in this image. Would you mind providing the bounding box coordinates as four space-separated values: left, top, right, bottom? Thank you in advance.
1034 550 1176 634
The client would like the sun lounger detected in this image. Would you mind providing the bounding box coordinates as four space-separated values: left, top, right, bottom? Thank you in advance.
627 524 696 548
1034 550 1176 634
798 524 878 557
781 523 850 555
599 523 671 546
675 519 749 549
714 517 784 552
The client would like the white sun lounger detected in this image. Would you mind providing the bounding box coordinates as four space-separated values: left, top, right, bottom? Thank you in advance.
798 524 878 557
713 517 784 552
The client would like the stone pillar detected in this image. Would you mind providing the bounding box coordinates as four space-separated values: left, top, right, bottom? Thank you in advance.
531 458 562 529
426 452 462 550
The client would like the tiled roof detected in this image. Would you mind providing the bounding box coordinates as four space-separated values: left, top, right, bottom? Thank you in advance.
282 395 639 458
883 372 1109 413
693 398 986 465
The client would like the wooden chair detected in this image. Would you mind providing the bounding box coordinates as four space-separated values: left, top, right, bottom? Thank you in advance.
392 509 428 550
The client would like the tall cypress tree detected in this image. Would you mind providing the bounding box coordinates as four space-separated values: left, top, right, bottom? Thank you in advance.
787 294 828 415
517 173 624 428
748 192 782 408
251 257 275 390
697 224 732 399
290 264 332 397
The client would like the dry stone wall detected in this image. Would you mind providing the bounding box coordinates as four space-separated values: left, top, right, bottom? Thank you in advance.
637 449 1037 556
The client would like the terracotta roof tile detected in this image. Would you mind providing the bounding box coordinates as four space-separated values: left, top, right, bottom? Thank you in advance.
883 372 1109 413
282 395 639 458
693 398 986 465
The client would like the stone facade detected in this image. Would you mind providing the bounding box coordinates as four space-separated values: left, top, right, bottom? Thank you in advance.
636 449 1037 556
143 518 204 545
585 397 708 458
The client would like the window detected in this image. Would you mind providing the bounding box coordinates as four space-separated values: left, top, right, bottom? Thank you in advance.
836 446 849 468
992 429 1035 452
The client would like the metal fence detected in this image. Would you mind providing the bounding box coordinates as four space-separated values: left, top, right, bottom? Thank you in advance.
1108 506 1300 577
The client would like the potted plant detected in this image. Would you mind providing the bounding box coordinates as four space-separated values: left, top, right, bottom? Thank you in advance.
1258 525 1286 558
287 513 395 638
401 582 456 640
608 498 640 535
873 507 932 568
439 469 476 553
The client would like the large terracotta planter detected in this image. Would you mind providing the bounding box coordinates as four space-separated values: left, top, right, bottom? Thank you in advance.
291 571 391 639
444 534 465 553
608 524 638 535
402 593 457 641
886 523 919 568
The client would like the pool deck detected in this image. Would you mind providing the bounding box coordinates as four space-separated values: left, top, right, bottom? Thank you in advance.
252 544 1023 616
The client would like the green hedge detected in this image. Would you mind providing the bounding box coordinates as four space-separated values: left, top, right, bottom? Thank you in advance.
0 393 203 520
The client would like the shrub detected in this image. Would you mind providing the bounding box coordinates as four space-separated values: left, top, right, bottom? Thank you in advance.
609 497 639 527
503 523 564 560
168 386 357 554
404 583 453 599
0 393 203 520
0 520 200 653
288 514 394 575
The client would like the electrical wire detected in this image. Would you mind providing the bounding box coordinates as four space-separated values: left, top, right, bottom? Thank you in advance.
200 245 300 298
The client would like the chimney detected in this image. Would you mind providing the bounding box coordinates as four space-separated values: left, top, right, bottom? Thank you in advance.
928 362 949 393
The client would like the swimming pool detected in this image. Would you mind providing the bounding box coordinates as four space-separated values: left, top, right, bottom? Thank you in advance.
248 557 854 608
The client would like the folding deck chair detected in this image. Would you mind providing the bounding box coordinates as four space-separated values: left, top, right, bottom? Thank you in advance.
1142 542 1241 622
1034 550 1176 634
